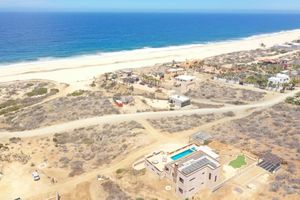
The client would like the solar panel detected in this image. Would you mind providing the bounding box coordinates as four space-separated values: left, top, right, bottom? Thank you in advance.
181 158 216 175
258 160 279 173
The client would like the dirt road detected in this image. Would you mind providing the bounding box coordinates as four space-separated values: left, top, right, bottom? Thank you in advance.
0 89 298 139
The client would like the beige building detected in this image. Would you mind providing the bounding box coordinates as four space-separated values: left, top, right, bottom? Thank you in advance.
145 144 221 199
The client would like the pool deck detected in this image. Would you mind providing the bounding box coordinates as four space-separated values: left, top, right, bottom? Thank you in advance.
145 144 199 172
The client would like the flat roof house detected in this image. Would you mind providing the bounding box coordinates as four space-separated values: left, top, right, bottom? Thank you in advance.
145 144 221 199
175 75 195 82
169 95 191 107
174 75 196 93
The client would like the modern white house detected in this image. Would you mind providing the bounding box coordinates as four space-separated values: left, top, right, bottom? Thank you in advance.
145 144 221 199
268 73 290 86
169 95 191 107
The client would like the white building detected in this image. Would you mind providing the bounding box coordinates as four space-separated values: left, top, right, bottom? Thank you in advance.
174 75 196 93
145 144 221 199
268 73 290 85
169 95 191 107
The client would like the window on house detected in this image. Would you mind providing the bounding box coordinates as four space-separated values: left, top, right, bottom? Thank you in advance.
179 177 184 183
209 173 211 180
201 182 204 184
202 172 205 175
179 187 183 193
215 176 217 182
189 177 195 182
189 188 195 192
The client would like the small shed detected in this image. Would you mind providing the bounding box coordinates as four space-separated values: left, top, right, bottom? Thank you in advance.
189 132 213 145
258 152 281 173
169 95 190 107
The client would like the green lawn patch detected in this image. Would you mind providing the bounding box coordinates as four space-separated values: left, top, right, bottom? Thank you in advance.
229 155 247 169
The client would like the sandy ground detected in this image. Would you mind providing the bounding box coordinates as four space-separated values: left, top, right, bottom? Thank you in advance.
0 29 300 87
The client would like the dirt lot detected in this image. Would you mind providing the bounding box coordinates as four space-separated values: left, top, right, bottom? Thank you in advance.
148 112 235 133
208 103 300 200
0 121 151 199
185 80 266 104
0 91 119 131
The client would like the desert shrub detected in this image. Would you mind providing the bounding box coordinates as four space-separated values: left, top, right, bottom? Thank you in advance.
223 111 235 117
0 99 18 110
50 88 60 94
90 81 96 87
82 138 94 145
269 182 281 192
69 160 84 177
9 137 21 143
27 87 48 97
275 173 288 181
102 181 131 200
0 105 22 115
67 90 85 96
59 157 71 168
0 143 9 151
287 163 297 174
116 168 125 174
283 185 295 194
285 93 300 105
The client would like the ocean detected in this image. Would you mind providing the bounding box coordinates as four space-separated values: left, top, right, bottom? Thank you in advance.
1 13 300 64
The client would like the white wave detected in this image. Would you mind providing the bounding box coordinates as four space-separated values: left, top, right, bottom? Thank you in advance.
1 28 300 69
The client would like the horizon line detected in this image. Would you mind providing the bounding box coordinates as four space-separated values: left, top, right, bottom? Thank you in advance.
1 9 300 14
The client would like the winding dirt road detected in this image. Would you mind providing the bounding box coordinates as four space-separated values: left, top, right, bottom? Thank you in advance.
0 89 298 139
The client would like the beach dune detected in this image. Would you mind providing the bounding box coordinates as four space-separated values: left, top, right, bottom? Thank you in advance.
0 29 300 86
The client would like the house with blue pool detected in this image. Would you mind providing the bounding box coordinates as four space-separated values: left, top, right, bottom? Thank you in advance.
144 144 221 199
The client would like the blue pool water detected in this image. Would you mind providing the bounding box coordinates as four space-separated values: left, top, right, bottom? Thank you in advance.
171 147 196 161
1 13 300 64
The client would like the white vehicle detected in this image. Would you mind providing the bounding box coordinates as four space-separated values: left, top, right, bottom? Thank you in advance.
32 171 40 181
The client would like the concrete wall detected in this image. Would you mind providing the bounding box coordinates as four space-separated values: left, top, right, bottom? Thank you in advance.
144 160 165 178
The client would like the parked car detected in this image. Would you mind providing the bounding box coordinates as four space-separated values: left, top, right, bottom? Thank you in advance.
32 171 40 181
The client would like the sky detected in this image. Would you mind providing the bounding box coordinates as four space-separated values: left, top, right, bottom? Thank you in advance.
1 0 300 12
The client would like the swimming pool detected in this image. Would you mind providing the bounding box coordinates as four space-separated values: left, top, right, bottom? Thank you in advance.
171 147 197 161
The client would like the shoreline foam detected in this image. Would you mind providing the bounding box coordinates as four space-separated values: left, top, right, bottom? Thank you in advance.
1 28 299 68
0 29 300 86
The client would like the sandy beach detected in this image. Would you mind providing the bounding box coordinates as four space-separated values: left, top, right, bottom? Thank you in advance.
0 29 300 86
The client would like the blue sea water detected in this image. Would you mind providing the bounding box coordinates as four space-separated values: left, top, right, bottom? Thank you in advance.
1 13 300 64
